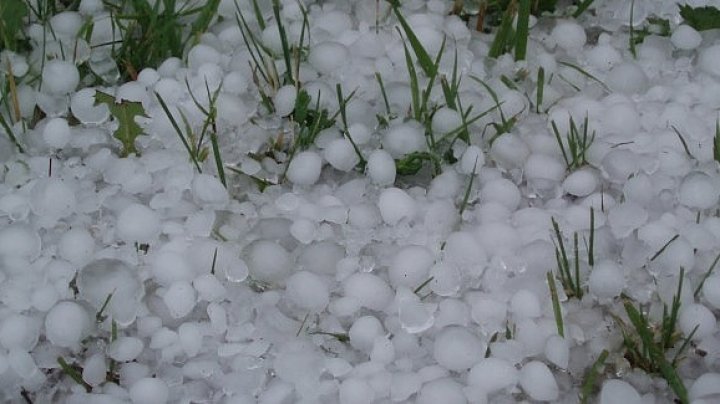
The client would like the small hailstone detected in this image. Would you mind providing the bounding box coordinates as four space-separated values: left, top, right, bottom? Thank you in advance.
0 225 41 259
562 169 597 197
459 145 485 174
607 63 648 95
42 60 79 94
274 85 297 117
678 303 716 339
431 107 462 135
324 138 360 172
378 187 416 225
600 380 642 404
671 25 702 50
348 123 371 145
343 273 393 311
544 335 569 369
285 271 329 312
82 354 107 386
30 178 77 223
689 373 720 401
366 150 396 186
349 316 384 352
58 228 95 265
0 315 39 351
389 246 434 289
116 203 161 244
129 378 169 404
245 240 292 283
519 361 559 401
702 275 720 309
510 289 541 318
384 122 425 158
287 151 322 185
552 21 586 51
678 172 720 210
178 323 202 358
468 358 519 394
43 118 71 149
339 378 373 404
107 337 144 362
192 174 229 206
699 45 720 77
416 378 467 404
433 326 483 371
309 41 348 74
589 260 625 299
45 301 91 349
162 281 197 318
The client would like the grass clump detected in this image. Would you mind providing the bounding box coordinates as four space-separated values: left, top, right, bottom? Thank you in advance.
550 209 595 300
102 0 221 80
551 115 595 171
613 269 696 404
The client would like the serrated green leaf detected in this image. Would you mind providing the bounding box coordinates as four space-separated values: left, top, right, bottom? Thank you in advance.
679 4 720 31
95 91 148 157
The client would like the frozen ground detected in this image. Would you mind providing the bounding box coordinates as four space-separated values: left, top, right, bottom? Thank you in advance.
2 0 720 403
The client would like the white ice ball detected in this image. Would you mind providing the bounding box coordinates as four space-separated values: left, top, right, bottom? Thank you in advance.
552 21 586 51
45 301 91 349
286 271 329 312
671 25 702 50
366 150 396 186
42 60 79 94
43 118 71 149
433 326 483 371
116 203 160 243
519 361 559 401
287 151 322 185
129 377 169 404
378 187 416 225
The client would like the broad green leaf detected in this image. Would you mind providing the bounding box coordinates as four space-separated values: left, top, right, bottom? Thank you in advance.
679 4 720 31
95 91 148 157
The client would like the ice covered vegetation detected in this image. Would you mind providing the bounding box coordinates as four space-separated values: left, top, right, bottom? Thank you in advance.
5 0 720 402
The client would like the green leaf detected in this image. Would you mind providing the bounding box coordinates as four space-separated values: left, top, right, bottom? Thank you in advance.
679 4 720 31
390 3 437 77
0 0 28 51
95 91 148 157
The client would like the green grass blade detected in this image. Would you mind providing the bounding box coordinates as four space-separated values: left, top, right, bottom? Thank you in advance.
695 251 720 298
558 61 610 92
650 234 679 261
547 272 565 337
514 0 530 61
671 125 695 160
271 0 294 85
250 0 266 30
536 67 545 113
489 3 515 59
459 156 478 216
154 91 202 172
57 357 91 392
399 34 421 120
390 2 437 77
580 349 608 404
573 0 596 18
0 111 24 153
209 132 226 188
375 72 392 115
713 119 720 163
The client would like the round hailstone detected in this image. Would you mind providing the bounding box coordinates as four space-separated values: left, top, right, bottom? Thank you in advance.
702 275 720 309
429 262 461 296
0 315 39 351
519 361 559 401
82 353 106 387
589 260 625 299
285 271 329 312
562 168 598 197
699 45 720 77
324 138 360 172
378 187 416 225
116 203 160 244
678 303 716 339
607 63 648 95
58 228 95 265
524 153 565 189
45 301 91 349
608 202 648 239
690 373 720 401
348 123 371 145
679 172 720 210
152 251 194 286
383 122 425 158
459 146 485 175
510 289 541 318
431 107 462 135
42 117 71 149
468 358 519 394
163 281 196 319
245 240 292 283
366 150 396 186
600 380 642 404
309 41 348 74
551 20 586 51
481 178 521 211
192 174 229 206
78 259 143 326
348 315 384 352
389 246 434 289
339 378 373 404
433 326 483 371
107 336 144 362
671 25 702 50
287 151 322 185
30 178 77 223
42 60 79 94
274 85 297 117
129 378 169 404
343 273 394 311
586 44 622 70
0 224 41 259
416 378 467 404
544 335 569 369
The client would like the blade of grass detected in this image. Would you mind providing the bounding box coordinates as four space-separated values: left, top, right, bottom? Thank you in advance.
514 0 530 61
694 251 720 298
536 67 545 113
271 0 293 85
0 111 23 153
57 357 91 392
459 156 479 216
155 91 202 172
650 234 679 262
375 72 392 115
489 2 516 58
580 349 608 404
389 1 437 77
547 272 565 337
671 125 695 160
558 61 610 93
573 0 596 18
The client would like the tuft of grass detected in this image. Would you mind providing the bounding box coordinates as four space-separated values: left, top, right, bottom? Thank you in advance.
550 214 595 300
488 1 516 58
551 115 595 171
155 91 203 172
514 0 531 61
614 269 695 404
101 0 221 80
57 357 91 393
